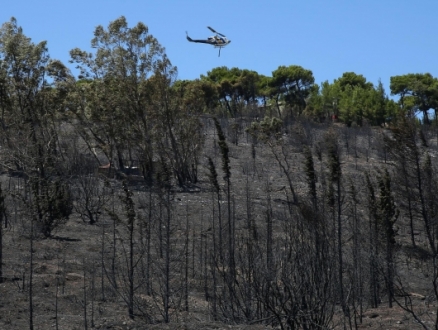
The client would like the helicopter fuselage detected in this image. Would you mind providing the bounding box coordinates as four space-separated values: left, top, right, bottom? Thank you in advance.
208 36 230 46
186 27 230 56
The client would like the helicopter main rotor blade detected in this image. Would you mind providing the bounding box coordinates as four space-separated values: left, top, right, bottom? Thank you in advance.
207 26 226 37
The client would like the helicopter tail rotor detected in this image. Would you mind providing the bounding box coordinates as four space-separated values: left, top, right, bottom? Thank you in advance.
186 31 193 42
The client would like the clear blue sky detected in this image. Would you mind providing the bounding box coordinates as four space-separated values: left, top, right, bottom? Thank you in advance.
1 0 437 96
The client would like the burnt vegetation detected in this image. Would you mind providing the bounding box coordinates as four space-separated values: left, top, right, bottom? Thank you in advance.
1 16 438 330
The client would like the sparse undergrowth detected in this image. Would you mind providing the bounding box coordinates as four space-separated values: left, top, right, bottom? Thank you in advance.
1 118 438 329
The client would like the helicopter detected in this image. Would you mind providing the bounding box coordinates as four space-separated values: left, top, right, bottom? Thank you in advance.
186 26 231 57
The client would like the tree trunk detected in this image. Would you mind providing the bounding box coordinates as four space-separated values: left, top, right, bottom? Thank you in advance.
0 203 2 284
29 215 34 330
164 190 171 323
83 262 88 330
185 205 189 312
128 212 134 319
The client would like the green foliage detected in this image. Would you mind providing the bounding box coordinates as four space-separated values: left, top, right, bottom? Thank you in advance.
150 72 204 186
246 116 283 142
68 15 169 129
0 17 71 123
4 16 438 128
305 81 341 120
68 16 203 187
256 74 272 106
0 18 74 237
334 74 390 126
306 73 399 126
202 66 262 116
335 72 373 91
270 65 315 115
172 79 219 113
390 73 438 123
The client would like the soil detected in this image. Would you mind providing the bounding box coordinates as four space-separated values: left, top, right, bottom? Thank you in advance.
0 118 437 329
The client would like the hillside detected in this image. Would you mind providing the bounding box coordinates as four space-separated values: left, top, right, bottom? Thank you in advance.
1 116 438 329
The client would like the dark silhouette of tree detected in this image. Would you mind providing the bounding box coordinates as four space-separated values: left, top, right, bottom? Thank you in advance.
387 118 436 255
303 145 317 209
326 129 351 327
365 172 383 310
213 117 236 318
377 169 398 307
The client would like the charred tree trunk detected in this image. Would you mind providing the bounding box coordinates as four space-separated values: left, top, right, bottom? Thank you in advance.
0 185 4 284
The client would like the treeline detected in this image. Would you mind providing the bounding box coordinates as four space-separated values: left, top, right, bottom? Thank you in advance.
1 16 438 329
176 64 438 129
178 67 438 127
